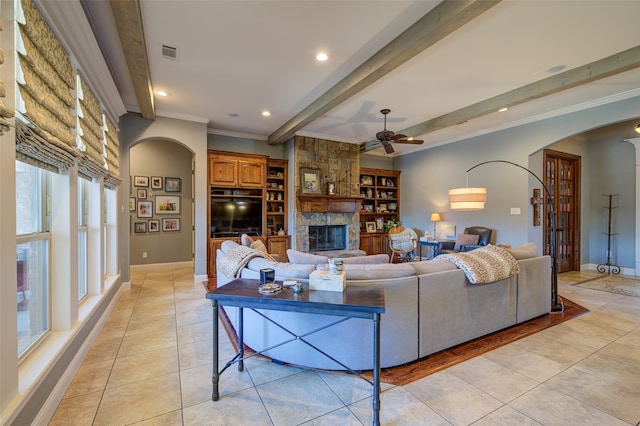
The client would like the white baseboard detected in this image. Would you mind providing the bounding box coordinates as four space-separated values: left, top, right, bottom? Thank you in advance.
130 260 193 271
581 263 636 276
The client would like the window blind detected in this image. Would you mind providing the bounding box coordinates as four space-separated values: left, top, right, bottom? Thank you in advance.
15 0 76 171
13 0 121 187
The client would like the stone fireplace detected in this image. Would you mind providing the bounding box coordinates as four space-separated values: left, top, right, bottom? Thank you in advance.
293 136 362 253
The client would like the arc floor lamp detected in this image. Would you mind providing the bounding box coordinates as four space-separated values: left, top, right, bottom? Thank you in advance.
449 160 563 313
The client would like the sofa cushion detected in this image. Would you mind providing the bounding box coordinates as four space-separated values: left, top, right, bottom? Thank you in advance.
454 233 480 251
316 263 416 280
287 249 330 265
221 240 241 253
241 234 255 247
342 254 389 264
506 242 538 259
246 257 315 279
410 259 458 275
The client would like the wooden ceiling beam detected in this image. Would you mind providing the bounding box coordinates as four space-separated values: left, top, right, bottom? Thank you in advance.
267 0 501 145
109 0 155 119
362 44 640 152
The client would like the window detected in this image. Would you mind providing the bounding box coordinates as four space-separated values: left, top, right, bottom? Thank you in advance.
16 161 51 357
78 177 89 300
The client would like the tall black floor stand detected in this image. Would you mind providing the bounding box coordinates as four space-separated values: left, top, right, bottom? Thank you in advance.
597 194 620 275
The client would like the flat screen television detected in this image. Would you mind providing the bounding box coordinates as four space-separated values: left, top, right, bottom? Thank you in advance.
210 197 262 237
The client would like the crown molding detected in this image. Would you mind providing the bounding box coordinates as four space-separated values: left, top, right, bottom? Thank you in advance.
207 128 268 141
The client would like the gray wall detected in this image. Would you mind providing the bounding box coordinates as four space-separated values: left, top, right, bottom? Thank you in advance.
208 133 287 159
392 96 640 269
129 140 193 265
118 113 208 282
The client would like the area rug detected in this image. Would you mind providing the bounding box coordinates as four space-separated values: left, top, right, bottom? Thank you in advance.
218 297 588 386
364 296 587 386
573 274 640 298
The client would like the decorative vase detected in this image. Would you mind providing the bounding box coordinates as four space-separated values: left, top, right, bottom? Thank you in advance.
329 258 344 274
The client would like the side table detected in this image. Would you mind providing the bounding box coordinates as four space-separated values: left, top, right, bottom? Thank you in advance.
418 239 439 260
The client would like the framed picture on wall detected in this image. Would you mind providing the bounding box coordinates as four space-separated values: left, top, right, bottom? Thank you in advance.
148 219 159 232
134 222 147 233
129 197 136 211
300 168 321 194
137 189 147 199
165 177 181 193
162 218 180 231
155 195 180 214
137 201 152 218
151 176 163 189
134 176 149 187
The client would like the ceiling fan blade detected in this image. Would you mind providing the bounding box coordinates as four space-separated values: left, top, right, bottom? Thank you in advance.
381 140 395 154
391 133 407 140
395 139 424 145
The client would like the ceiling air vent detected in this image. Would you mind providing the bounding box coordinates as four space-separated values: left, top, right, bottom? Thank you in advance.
161 44 177 60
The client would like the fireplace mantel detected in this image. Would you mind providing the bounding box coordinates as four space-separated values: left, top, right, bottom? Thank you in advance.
297 195 364 213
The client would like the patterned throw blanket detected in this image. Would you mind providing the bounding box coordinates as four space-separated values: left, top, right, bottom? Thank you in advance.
218 245 274 279
439 245 519 284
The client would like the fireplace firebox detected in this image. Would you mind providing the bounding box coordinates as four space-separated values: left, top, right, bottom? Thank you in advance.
308 225 346 252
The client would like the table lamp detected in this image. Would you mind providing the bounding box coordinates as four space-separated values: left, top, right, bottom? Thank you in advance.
430 213 442 240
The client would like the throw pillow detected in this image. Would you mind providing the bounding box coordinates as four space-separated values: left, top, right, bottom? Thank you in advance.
250 240 276 261
506 242 538 259
454 233 480 251
241 234 255 247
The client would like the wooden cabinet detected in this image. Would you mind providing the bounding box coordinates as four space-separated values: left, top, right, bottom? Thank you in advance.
359 233 389 256
209 236 240 279
359 168 401 255
209 152 266 187
267 235 291 262
208 152 291 279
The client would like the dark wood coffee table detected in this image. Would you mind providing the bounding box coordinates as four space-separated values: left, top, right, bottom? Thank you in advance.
206 278 385 425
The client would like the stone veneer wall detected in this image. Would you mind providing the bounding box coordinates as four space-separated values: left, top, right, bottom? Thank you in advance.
294 136 361 251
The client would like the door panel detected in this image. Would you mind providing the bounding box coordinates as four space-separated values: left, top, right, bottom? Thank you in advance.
544 150 581 272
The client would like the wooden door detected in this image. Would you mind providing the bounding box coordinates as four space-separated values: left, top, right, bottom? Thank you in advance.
544 150 581 272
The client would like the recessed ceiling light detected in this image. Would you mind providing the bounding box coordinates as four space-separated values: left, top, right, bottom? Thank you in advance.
316 52 328 62
156 90 171 97
547 65 566 73
498 107 508 112
262 111 271 117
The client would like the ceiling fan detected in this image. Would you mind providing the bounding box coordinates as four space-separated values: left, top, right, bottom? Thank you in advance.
375 109 424 154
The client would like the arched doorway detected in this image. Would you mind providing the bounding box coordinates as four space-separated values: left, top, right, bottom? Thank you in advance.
129 139 194 266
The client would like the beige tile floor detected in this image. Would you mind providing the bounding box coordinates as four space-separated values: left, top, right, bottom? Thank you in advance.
49 268 640 425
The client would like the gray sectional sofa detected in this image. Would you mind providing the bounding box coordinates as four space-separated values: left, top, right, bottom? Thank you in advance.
215 240 551 370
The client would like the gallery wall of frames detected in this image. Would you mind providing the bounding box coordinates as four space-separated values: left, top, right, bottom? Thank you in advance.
130 175 183 233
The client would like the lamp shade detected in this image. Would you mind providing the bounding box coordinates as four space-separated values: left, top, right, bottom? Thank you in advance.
635 123 640 134
430 213 442 222
448 187 487 210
